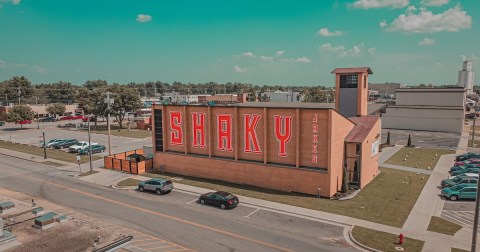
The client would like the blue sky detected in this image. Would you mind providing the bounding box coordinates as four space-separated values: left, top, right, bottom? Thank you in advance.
0 0 478 86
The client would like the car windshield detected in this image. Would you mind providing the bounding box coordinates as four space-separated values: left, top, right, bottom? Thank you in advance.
452 177 462 182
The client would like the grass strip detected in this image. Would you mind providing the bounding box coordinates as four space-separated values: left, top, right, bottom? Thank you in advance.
351 226 424 252
384 147 455 170
427 216 462 236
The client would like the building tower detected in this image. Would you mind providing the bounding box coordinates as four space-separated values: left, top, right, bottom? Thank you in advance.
458 60 474 95
331 67 372 117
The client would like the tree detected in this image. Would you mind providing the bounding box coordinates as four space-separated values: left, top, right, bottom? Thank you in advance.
6 105 34 128
76 88 107 128
46 103 66 117
3 76 33 105
41 82 76 104
406 134 412 147
299 87 331 103
341 164 348 193
386 131 391 145
84 80 108 90
107 85 142 128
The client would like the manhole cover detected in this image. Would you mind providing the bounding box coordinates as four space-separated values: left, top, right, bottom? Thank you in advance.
395 247 404 251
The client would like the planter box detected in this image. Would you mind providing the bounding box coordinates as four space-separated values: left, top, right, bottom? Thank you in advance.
0 202 15 214
34 212 58 230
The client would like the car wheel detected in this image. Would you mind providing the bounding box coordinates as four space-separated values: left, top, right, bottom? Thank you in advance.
220 204 226 209
200 199 205 205
139 186 144 192
156 189 162 195
450 195 458 201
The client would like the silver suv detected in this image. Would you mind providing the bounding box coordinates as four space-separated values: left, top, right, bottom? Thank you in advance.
138 178 173 195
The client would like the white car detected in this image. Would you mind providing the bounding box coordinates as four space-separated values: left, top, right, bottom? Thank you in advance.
448 173 479 179
68 141 98 153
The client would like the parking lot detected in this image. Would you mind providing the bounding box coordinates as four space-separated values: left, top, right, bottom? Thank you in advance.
0 121 151 156
442 201 478 228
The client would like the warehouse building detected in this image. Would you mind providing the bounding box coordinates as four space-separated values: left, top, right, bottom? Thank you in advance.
151 67 380 197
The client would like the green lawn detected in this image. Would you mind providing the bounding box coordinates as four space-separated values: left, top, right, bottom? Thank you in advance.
468 139 480 148
117 178 142 187
384 147 456 170
79 124 151 139
143 167 427 227
351 226 424 252
0 140 102 164
427 216 462 236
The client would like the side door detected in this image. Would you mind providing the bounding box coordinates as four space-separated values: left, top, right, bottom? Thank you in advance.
144 181 153 191
460 188 477 199
208 194 219 206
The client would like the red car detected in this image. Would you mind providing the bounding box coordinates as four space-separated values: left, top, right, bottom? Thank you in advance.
82 116 95 122
16 119 32 124
60 116 75 120
73 115 85 120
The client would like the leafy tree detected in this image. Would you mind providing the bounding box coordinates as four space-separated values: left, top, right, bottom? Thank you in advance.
299 87 332 103
76 88 107 128
3 76 33 105
341 165 348 193
106 85 142 128
46 103 66 117
40 81 76 104
247 88 256 102
84 80 108 90
6 105 34 128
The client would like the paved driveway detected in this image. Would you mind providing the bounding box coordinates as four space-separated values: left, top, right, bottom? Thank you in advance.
381 129 460 150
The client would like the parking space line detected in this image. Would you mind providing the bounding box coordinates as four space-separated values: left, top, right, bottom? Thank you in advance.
186 198 198 204
244 208 261 218
132 238 157 243
146 245 180 250
135 241 166 246
441 213 472 227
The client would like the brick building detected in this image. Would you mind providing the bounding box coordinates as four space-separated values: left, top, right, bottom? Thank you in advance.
151 67 380 197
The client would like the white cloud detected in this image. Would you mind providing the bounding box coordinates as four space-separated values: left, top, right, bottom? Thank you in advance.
421 0 449 7
385 5 472 33
379 20 388 28
12 0 20 4
351 0 409 9
242 51 256 58
320 43 346 53
275 50 285 57
259 56 274 61
320 43 366 57
0 0 20 6
368 47 376 54
318 28 342 37
234 65 246 73
32 65 47 73
0 60 6 68
136 14 152 23
418 38 436 46
294 57 311 63
435 62 443 66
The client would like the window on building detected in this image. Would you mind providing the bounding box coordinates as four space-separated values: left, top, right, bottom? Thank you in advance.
340 75 358 88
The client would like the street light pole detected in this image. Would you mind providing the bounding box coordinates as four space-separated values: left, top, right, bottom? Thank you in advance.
36 112 40 129
472 170 480 252
472 104 478 147
87 116 93 172
104 92 114 156
42 131 47 159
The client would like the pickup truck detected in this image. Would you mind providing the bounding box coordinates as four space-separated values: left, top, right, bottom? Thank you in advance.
68 141 98 153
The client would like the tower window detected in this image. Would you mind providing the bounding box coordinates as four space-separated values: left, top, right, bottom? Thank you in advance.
340 75 358 88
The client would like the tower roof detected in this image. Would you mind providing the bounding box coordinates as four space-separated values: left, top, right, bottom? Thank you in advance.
331 67 373 74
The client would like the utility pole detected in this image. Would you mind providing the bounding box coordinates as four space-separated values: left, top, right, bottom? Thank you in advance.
17 87 21 105
104 92 114 156
472 104 478 147
87 115 93 172
472 169 480 252
42 131 47 159
36 112 40 129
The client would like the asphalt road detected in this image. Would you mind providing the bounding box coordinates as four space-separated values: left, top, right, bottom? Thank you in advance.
0 154 355 252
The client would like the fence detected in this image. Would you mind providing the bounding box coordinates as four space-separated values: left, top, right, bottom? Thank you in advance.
104 149 153 175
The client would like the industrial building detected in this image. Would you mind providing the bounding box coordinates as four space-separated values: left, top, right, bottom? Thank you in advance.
151 67 380 197
458 60 474 95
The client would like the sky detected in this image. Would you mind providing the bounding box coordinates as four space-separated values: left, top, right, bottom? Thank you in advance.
0 0 479 86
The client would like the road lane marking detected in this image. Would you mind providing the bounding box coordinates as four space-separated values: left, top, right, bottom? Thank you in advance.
186 198 198 204
244 208 261 218
21 174 293 252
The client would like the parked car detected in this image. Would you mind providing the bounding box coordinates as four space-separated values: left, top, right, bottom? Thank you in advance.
0 121 5 126
454 159 480 166
59 116 75 121
449 164 480 173
198 191 239 209
39 116 56 122
52 139 78 149
42 138 66 148
450 167 480 177
138 178 174 195
441 185 478 201
448 172 479 179
73 115 86 120
16 119 32 124
68 141 99 153
82 116 96 122
456 153 480 161
78 145 106 155
441 175 478 188
465 113 480 119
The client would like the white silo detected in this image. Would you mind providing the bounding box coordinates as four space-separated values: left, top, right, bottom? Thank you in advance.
458 60 474 95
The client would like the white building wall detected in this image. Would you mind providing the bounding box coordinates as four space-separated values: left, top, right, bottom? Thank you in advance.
382 107 464 133
395 90 465 107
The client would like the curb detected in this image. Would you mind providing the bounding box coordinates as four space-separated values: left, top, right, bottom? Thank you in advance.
348 225 382 252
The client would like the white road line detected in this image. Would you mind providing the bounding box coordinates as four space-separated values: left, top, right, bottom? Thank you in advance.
244 208 261 218
441 213 472 227
186 198 198 204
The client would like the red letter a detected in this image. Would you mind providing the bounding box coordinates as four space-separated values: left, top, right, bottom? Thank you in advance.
217 114 233 151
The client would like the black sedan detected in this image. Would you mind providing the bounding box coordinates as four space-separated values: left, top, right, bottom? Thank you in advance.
198 191 239 209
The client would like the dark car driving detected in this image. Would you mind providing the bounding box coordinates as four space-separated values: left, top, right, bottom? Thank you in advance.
52 139 78 149
199 191 239 209
39 116 56 122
